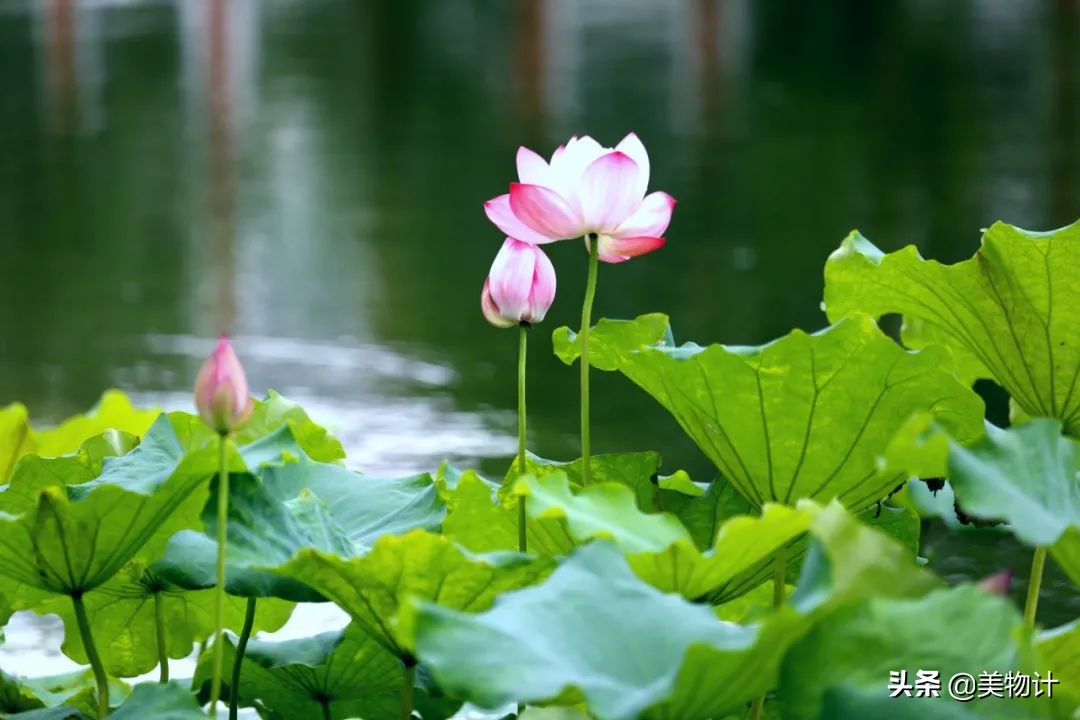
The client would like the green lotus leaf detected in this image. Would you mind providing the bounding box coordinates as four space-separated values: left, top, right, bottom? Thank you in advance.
554 313 984 511
946 419 1080 547
1035 622 1080 711
442 468 573 555
519 710 592 720
514 473 813 603
191 623 459 720
0 404 35 484
823 220 1080 436
108 682 207 719
505 451 664 510
1 669 129 717
1051 528 1080 590
0 392 158 487
781 585 1041 720
155 449 444 601
33 391 159 459
271 529 553 659
234 390 344 463
0 414 216 599
36 561 292 678
7 708 92 720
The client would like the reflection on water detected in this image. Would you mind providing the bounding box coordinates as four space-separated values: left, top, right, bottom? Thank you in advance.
0 0 1078 680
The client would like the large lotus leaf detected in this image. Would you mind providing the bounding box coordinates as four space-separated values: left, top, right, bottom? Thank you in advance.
189 624 455 720
234 390 344 462
0 404 35 483
505 451 664 510
155 448 444 601
0 392 158 486
1051 528 1080 590
413 541 803 720
554 313 984 511
272 529 553 659
1035 623 1080 712
781 585 1042 720
514 473 813 603
824 219 1080 435
108 682 206 719
7 709 91 720
442 468 574 556
0 414 216 598
33 391 159 459
415 502 938 720
1 669 129 717
947 419 1080 547
36 561 292 677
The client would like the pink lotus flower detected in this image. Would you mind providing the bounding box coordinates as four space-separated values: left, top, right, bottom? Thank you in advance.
484 133 675 263
481 238 556 327
194 336 254 433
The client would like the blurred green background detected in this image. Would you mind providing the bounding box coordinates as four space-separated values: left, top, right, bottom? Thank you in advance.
0 0 1078 625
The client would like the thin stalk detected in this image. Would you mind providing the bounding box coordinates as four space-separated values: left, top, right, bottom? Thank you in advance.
228 597 257 720
72 592 109 718
154 591 169 683
518 324 528 553
400 662 416 720
773 545 788 608
1024 547 1047 629
209 432 230 715
579 236 600 485
748 547 788 720
320 699 332 720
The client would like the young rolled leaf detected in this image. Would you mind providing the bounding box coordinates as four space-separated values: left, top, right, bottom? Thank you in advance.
947 419 1080 546
554 313 984 511
823 219 1080 435
271 529 554 659
155 447 445 601
781 586 1040 720
36 561 292 677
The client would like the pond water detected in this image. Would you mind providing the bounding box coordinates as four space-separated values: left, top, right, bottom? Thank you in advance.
0 0 1078 683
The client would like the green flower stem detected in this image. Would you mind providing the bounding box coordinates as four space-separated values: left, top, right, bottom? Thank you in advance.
229 597 257 720
773 545 788 608
580 235 600 486
209 431 230 716
321 699 332 720
400 661 416 720
72 591 109 718
1024 547 1047 629
748 546 789 720
154 591 169 683
518 324 528 553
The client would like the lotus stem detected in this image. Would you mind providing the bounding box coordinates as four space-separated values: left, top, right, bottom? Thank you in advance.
154 591 169 683
320 699 332 720
773 544 788 608
209 431 230 716
518 324 529 553
747 546 788 720
229 597 257 720
400 661 416 720
1024 547 1047 629
580 235 600 486
72 592 109 718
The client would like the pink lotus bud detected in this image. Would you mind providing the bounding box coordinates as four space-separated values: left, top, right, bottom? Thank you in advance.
194 336 254 433
976 569 1012 596
481 238 556 328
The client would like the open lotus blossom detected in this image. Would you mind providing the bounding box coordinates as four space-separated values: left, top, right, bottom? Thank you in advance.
481 238 556 327
484 133 675 263
194 335 254 433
